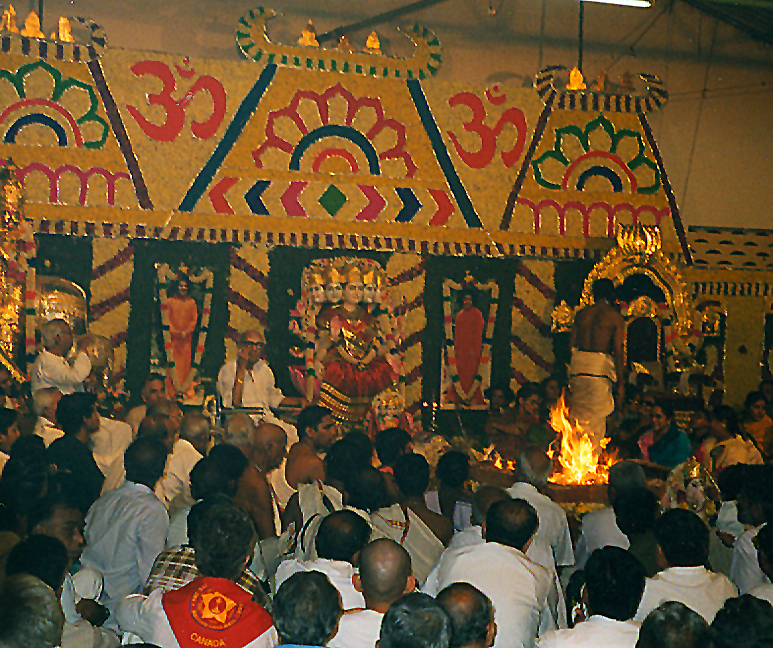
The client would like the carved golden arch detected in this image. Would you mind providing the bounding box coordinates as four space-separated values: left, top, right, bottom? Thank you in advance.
579 224 698 339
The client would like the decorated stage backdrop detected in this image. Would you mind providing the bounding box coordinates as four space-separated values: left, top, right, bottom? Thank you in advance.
0 7 724 416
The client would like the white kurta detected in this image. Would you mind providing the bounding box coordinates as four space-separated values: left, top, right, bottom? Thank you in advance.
370 504 445 586
573 506 628 569
156 438 203 507
634 566 738 622
274 557 365 610
730 524 770 593
423 542 553 648
536 616 640 648
31 349 91 394
507 482 575 567
91 417 133 477
328 609 384 648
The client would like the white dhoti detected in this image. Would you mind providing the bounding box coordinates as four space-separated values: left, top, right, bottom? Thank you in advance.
569 350 616 450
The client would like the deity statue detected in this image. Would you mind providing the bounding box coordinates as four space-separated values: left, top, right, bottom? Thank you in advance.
323 266 344 304
316 263 397 423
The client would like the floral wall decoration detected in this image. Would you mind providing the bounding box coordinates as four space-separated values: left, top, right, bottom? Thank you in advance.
226 243 269 359
386 253 425 414
511 260 555 388
90 237 133 386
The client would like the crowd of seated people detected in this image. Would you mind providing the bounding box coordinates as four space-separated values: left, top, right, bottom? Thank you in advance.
4 321 773 647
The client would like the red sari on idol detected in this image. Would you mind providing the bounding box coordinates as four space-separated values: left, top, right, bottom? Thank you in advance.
317 305 395 422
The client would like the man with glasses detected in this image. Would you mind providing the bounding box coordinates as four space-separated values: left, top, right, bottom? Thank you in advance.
218 329 304 418
218 329 306 507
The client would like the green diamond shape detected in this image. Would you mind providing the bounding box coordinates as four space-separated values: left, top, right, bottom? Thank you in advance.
319 185 347 217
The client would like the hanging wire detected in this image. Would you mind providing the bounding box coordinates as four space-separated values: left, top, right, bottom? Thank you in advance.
578 0 585 74
680 17 719 209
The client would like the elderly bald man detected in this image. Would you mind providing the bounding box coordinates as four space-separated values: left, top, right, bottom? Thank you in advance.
329 539 415 648
223 413 287 539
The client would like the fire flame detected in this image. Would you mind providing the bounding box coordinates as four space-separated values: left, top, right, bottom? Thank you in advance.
548 395 613 485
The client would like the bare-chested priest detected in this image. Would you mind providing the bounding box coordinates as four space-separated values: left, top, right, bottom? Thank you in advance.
569 278 626 450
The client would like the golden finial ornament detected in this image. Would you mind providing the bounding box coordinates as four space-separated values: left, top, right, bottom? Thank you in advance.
0 5 19 33
298 19 319 47
50 16 73 42
20 11 43 38
567 67 586 91
365 31 381 54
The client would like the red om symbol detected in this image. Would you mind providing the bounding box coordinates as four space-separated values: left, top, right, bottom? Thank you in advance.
126 59 226 142
447 89 526 169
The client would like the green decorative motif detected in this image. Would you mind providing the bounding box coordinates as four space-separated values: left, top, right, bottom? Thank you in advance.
532 113 660 195
0 60 109 149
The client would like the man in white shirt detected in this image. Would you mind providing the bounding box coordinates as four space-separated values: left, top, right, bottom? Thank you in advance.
329 539 415 648
117 502 277 648
437 583 496 648
218 329 306 510
217 329 304 430
33 387 63 447
750 522 773 605
508 447 574 568
423 499 553 648
124 373 165 438
90 416 133 478
537 546 645 648
275 510 370 609
730 467 773 592
157 411 211 507
636 508 737 622
573 461 646 569
81 437 170 625
31 318 91 394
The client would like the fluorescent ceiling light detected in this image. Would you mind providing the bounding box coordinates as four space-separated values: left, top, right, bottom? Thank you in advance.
581 0 651 7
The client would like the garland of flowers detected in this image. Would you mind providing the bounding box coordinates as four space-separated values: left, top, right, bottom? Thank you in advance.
157 263 213 394
442 275 498 403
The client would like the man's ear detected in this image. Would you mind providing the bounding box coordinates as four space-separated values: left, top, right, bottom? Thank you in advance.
403 575 416 594
481 521 487 540
353 573 363 593
486 620 497 647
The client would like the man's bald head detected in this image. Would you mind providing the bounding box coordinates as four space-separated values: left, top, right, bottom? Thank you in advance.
358 539 413 606
471 486 510 527
436 583 495 648
252 422 287 472
517 445 552 488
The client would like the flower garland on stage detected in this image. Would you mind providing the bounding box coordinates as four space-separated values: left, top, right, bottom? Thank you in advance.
442 274 498 405
157 263 213 395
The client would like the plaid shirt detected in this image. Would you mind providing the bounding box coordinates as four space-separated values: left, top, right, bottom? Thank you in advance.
144 545 269 609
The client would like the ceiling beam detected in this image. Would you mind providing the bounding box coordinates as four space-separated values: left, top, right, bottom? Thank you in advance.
317 0 452 43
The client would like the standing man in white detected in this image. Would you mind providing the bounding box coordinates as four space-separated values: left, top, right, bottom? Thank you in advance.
32 319 91 394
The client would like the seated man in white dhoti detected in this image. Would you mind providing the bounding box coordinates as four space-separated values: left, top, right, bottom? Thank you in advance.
569 278 626 451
